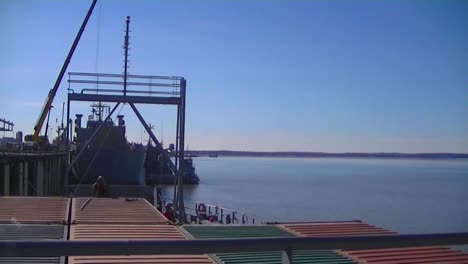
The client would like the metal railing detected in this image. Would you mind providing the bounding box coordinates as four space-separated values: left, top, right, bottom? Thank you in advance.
194 202 264 224
158 196 264 224
67 72 183 98
1 233 468 264
79 88 179 96
0 118 14 132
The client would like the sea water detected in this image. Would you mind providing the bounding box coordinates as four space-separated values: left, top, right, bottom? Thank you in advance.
164 157 468 234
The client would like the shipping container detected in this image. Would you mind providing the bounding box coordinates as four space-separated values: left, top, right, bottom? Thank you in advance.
341 246 468 264
0 224 66 264
213 251 356 264
71 197 167 224
0 196 69 224
70 224 186 240
279 221 396 237
182 225 295 239
182 225 356 264
279 221 468 263
69 224 214 264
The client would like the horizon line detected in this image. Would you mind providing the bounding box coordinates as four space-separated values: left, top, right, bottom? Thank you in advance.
185 150 468 155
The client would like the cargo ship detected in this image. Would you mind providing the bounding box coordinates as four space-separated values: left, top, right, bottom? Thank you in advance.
145 142 200 184
69 103 146 186
69 103 199 189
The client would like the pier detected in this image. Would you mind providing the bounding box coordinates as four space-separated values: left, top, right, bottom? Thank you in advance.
0 151 65 196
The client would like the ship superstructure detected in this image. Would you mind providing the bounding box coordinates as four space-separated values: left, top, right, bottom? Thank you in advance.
70 103 145 186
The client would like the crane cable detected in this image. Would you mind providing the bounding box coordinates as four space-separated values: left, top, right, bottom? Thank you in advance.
95 0 103 93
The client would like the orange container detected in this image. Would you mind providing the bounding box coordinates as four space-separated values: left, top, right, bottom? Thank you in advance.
280 221 468 263
71 197 168 224
0 196 69 224
69 224 214 264
279 221 396 237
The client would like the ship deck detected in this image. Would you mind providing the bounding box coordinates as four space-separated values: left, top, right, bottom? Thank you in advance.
1 196 468 264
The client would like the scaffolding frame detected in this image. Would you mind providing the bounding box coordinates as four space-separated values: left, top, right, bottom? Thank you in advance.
0 118 14 132
65 71 187 221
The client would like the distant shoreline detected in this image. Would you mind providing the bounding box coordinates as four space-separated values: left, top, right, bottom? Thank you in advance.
186 150 468 159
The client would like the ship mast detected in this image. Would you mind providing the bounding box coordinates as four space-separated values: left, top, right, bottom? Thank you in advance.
123 16 130 96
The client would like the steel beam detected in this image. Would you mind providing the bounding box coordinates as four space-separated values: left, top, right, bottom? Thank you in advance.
176 79 186 220
63 98 71 195
173 103 180 213
3 164 10 195
1 233 468 257
68 93 180 105
68 72 183 80
1 152 65 159
69 79 179 88
128 103 178 175
80 88 178 95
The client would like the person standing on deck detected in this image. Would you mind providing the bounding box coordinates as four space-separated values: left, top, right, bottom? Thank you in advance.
156 188 163 212
91 176 109 197
164 204 174 221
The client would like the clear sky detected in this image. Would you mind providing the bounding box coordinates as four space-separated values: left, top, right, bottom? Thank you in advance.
1 0 467 153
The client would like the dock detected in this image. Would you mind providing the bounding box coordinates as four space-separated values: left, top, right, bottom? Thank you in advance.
0 151 66 196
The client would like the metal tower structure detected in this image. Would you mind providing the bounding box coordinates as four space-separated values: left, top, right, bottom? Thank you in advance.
65 16 188 221
0 118 14 132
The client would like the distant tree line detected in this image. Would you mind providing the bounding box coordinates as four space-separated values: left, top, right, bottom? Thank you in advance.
186 150 468 159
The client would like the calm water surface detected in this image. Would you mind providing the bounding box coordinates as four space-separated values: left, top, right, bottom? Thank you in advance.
162 157 468 234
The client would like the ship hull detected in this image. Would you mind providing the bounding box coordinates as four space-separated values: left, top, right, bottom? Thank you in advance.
71 144 145 185
146 173 200 184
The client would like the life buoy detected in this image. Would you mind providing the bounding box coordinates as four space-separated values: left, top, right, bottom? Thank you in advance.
198 203 207 214
197 203 207 220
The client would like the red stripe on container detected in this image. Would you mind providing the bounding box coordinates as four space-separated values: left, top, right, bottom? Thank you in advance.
69 224 214 264
280 221 468 263
0 196 69 224
71 197 168 224
280 222 393 237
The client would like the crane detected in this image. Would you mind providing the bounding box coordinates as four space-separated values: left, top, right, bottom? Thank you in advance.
25 0 97 145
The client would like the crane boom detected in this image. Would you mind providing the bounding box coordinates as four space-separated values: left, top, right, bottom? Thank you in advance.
32 0 98 141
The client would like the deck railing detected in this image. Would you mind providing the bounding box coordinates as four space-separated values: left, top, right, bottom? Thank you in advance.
157 195 264 224
194 202 264 224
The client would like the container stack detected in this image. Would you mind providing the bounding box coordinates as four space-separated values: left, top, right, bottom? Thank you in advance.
181 225 357 264
71 197 168 224
0 196 69 264
69 197 214 264
280 221 468 263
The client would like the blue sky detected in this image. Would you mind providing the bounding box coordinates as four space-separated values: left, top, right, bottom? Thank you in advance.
1 0 467 152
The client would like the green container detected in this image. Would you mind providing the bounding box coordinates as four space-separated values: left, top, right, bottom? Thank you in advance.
215 251 356 264
182 225 356 264
183 225 294 239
